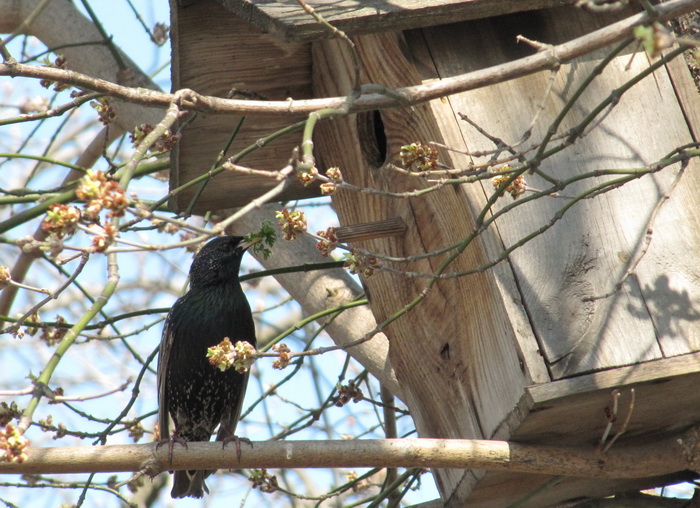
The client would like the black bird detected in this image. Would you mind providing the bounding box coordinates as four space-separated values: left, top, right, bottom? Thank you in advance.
158 235 258 498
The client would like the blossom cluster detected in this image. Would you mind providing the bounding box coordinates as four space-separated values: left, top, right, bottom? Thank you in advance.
320 166 343 195
295 163 318 186
39 55 69 92
490 164 527 200
249 469 278 493
271 343 291 370
0 265 11 290
315 227 338 257
40 170 129 254
129 124 180 153
334 380 363 407
275 208 307 241
0 424 29 464
399 142 439 172
343 252 378 277
206 338 256 374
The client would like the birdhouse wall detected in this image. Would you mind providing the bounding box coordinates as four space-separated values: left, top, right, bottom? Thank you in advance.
313 4 700 507
407 6 700 380
169 0 317 213
313 32 538 501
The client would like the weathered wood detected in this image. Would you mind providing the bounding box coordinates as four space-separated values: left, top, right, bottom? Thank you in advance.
216 0 575 41
408 5 700 379
642 50 700 358
665 49 700 141
469 352 700 507
462 473 697 508
521 351 700 445
169 0 700 504
334 217 407 243
401 4 700 505
169 0 317 213
312 31 535 499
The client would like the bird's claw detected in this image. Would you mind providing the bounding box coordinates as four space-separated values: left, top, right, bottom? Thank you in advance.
221 435 253 461
156 436 188 467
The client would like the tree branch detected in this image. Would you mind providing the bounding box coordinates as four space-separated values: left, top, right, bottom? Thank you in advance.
1 0 697 116
2 429 699 480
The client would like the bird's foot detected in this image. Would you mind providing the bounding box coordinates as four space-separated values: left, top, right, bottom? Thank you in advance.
156 436 188 467
221 435 253 461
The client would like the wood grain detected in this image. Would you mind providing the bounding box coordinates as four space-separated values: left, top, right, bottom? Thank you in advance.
170 0 318 213
404 5 700 505
334 217 407 243
468 352 700 507
312 31 535 499
410 5 700 379
217 0 575 41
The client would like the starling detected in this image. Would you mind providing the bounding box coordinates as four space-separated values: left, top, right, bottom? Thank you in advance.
157 235 258 498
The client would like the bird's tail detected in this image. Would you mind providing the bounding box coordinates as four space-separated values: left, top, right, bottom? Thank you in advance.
171 469 209 498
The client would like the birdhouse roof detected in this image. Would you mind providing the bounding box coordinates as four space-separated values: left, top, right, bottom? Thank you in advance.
215 0 572 41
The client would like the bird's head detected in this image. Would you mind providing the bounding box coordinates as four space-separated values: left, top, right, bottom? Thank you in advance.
189 236 260 287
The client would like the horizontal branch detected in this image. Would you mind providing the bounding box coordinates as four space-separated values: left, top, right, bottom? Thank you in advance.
1 0 697 117
3 431 700 479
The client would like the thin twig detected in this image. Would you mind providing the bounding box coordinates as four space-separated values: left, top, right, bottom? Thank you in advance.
2 253 90 335
1 0 696 116
602 388 636 453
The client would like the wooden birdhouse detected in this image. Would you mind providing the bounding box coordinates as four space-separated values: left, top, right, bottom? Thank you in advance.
169 0 700 506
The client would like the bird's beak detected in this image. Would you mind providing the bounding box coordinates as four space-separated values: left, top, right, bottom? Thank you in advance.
240 236 262 251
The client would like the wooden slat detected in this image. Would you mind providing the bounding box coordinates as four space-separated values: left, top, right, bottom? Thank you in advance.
334 218 407 243
642 50 700 357
463 473 697 508
522 351 700 445
216 0 575 41
405 26 553 389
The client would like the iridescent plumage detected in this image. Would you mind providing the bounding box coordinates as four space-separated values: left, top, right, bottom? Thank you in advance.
157 236 256 498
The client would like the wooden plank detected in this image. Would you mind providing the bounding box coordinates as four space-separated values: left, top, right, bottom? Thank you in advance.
639 51 700 357
408 5 700 379
462 473 697 508
521 351 700 445
312 31 537 500
406 14 552 388
216 0 574 41
169 0 318 213
464 352 700 507
665 49 700 140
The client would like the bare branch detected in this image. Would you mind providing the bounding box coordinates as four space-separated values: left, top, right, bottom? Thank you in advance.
1 0 697 117
1 430 699 479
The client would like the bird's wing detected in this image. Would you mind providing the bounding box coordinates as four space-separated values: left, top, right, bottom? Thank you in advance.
215 370 251 442
157 315 174 440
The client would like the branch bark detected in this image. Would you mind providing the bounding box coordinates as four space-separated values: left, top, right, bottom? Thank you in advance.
0 0 164 126
1 0 698 116
2 430 699 480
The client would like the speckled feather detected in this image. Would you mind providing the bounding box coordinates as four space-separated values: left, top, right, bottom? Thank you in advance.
157 236 256 498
